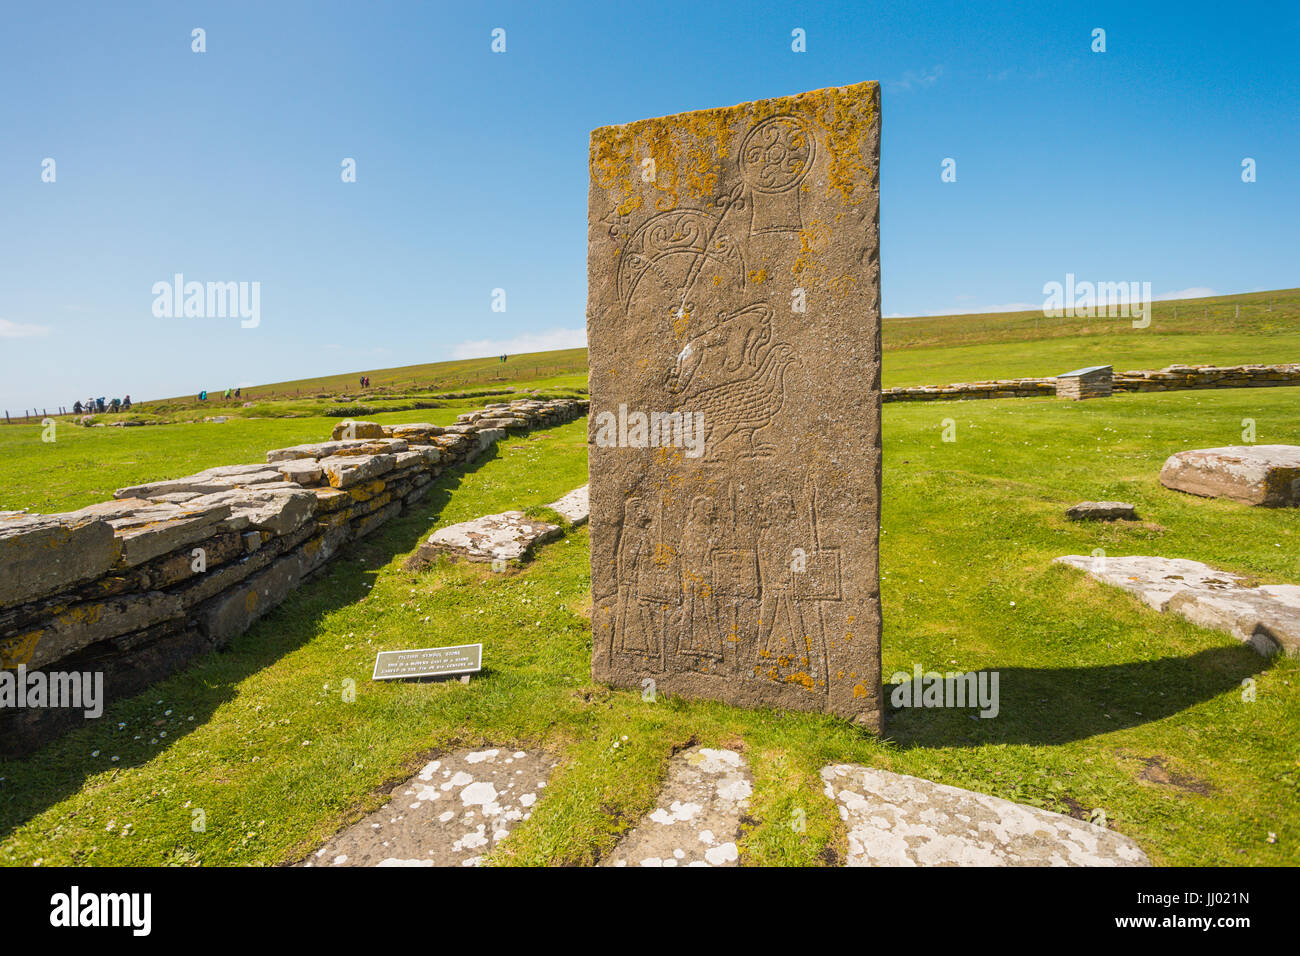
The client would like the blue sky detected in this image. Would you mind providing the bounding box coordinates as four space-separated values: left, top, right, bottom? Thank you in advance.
1 0 1296 410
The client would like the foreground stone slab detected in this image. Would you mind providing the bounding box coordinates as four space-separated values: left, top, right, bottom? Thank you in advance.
603 747 753 867
587 82 883 727
821 765 1150 867
0 513 119 609
1066 500 1137 521
303 748 555 867
1159 445 1300 506
409 512 562 566
547 485 590 525
1054 554 1300 656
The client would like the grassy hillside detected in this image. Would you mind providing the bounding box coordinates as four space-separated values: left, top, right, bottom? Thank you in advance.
9 288 1293 427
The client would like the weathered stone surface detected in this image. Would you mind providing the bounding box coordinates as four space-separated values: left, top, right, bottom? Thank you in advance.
107 502 232 567
1054 554 1300 656
190 487 317 536
196 549 306 644
603 747 752 867
822 765 1150 866
0 590 185 670
587 82 883 727
548 485 590 525
302 748 555 867
386 423 445 442
319 453 396 489
276 459 324 485
265 438 407 464
113 477 230 500
1066 500 1137 521
331 420 386 441
1056 365 1113 401
1159 445 1300 506
410 512 561 565
196 463 283 479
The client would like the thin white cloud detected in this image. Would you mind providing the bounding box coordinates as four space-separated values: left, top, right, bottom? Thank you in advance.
450 327 587 360
0 319 51 338
1154 287 1217 301
888 65 943 93
0 318 51 339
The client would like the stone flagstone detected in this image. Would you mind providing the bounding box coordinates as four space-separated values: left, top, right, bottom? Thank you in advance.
587 81 884 727
1055 554 1300 656
821 764 1150 867
603 746 753 867
409 511 562 566
303 748 556 867
547 485 589 525
1159 445 1300 506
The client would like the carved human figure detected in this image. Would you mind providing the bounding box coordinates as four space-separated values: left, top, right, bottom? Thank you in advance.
675 496 723 661
614 498 657 658
757 493 811 667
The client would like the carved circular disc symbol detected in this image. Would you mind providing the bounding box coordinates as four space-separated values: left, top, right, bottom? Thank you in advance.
740 116 815 194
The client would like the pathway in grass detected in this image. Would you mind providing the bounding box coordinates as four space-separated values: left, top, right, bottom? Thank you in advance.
302 747 557 867
603 747 753 868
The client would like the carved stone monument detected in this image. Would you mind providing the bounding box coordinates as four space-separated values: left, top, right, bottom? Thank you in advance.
586 82 883 728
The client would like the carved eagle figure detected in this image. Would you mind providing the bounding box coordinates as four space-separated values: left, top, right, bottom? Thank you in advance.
668 303 799 460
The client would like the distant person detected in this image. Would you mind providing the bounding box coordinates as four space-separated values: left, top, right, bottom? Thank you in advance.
123 395 132 409
96 398 105 413
200 390 207 401
73 400 83 414
110 398 121 412
234 387 240 399
224 388 232 399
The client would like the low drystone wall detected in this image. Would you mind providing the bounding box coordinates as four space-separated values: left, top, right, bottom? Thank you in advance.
881 363 1298 404
0 397 587 755
1112 363 1300 392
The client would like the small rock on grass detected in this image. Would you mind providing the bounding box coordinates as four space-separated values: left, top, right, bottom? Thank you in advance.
1066 501 1137 521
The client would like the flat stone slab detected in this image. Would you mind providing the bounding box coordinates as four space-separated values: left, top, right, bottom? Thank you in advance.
412 511 562 565
1054 554 1300 656
1066 500 1137 521
603 747 753 867
547 485 589 525
302 748 555 867
587 81 884 728
821 764 1150 867
1160 444 1300 506
0 513 119 609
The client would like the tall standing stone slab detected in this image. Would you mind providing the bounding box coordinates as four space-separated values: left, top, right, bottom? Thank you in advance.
586 82 883 728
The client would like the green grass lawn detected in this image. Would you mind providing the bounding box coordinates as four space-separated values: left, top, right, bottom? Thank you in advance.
2 389 1297 867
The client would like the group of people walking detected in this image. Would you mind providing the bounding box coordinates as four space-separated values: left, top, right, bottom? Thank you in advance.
73 395 131 414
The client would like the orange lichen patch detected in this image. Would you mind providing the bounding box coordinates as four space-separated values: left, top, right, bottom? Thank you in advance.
748 268 769 283
0 632 41 668
852 683 869 698
590 107 737 213
652 543 677 566
747 81 878 206
615 194 643 216
786 671 815 690
792 219 832 285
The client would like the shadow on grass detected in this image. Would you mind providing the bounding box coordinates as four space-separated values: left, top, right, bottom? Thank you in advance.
0 447 500 842
885 645 1269 749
